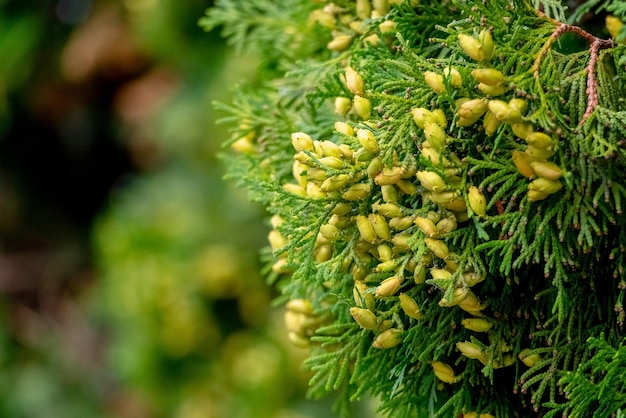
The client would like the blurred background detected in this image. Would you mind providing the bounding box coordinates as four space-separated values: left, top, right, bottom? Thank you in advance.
0 0 342 416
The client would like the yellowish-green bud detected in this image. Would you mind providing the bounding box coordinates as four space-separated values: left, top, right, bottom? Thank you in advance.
482 110 501 136
607 15 625 43
399 293 423 319
478 82 506 97
381 184 399 203
372 328 403 349
377 202 403 218
436 216 457 235
530 160 563 180
314 243 332 263
527 189 549 202
525 132 554 150
425 237 450 259
283 183 306 196
456 341 483 359
334 121 354 136
327 34 353 51
286 299 314 315
372 0 390 15
458 33 484 62
353 280 375 311
471 68 505 86
443 67 462 87
367 157 383 179
357 129 379 153
335 96 353 116
529 177 563 195
463 271 486 287
423 121 446 151
414 216 438 238
355 0 372 19
441 195 467 212
431 361 457 384
391 233 411 251
375 166 404 185
431 109 448 127
512 122 534 139
478 29 495 61
370 213 391 240
461 317 492 332
430 268 453 281
414 264 427 284
316 139 342 158
287 331 310 348
526 144 556 160
354 95 372 120
377 244 393 261
458 289 484 316
376 275 403 297
345 66 364 95
389 216 414 231
374 259 398 272
512 150 536 178
268 229 288 251
416 170 447 192
411 107 436 129
306 182 326 198
488 99 522 123
468 186 487 217
379 20 397 34
424 71 445 94
518 349 542 367
231 136 256 154
321 173 350 192
356 214 377 243
456 98 489 127
509 98 528 114
342 183 371 201
318 156 345 169
291 132 314 152
320 223 341 241
350 307 378 330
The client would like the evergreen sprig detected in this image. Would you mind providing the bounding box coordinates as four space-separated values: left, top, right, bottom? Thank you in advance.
207 0 626 416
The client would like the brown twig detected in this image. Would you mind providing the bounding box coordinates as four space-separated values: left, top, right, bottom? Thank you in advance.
531 22 613 124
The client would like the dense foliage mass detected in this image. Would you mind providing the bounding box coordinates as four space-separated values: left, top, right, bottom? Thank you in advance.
206 0 626 416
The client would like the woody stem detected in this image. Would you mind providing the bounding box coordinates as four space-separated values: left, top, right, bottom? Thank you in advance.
531 22 613 124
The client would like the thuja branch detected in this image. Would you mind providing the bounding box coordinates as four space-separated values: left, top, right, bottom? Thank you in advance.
531 22 613 124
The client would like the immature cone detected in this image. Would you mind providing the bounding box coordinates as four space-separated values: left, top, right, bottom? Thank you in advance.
468 186 487 217
488 100 522 123
456 98 489 127
354 95 372 120
372 328 403 349
456 341 483 359
350 307 378 330
461 317 492 332
607 15 626 44
423 122 446 151
399 293 423 319
376 275 403 297
411 107 436 129
424 237 450 259
443 67 462 87
416 171 447 192
471 68 505 86
431 361 457 384
345 66 364 95
519 349 542 367
424 71 445 94
530 160 563 180
458 29 494 62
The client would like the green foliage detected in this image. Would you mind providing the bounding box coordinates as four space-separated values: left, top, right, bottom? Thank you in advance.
208 0 626 416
